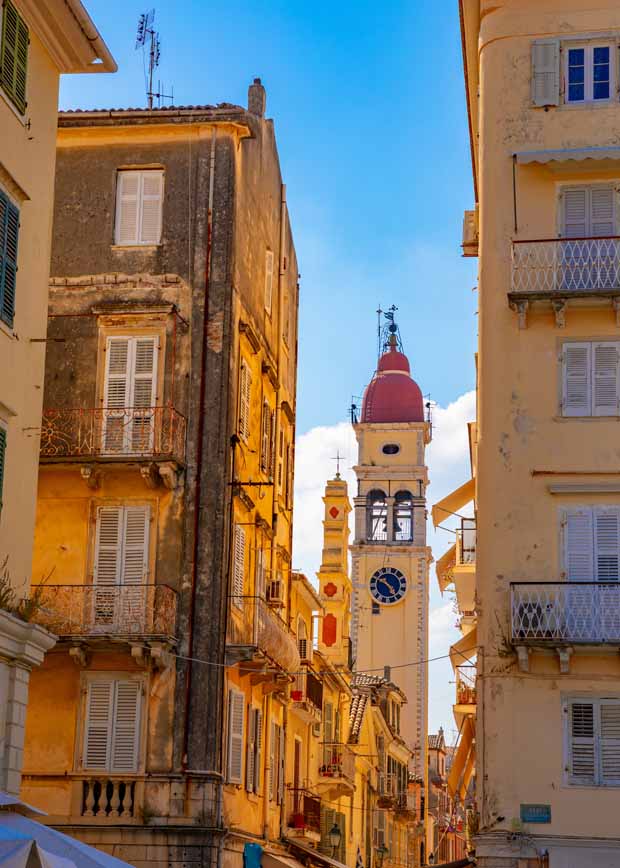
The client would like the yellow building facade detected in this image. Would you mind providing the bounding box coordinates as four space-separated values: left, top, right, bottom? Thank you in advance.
455 0 620 864
0 0 114 797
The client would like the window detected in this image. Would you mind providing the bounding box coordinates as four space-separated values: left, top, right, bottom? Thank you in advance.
0 423 5 511
566 45 612 103
382 443 400 455
394 491 413 542
83 678 142 772
269 720 285 803
0 189 18 328
0 2 28 114
565 697 620 786
562 341 620 416
264 250 274 314
260 401 272 474
227 688 245 784
367 490 387 541
238 362 251 441
282 291 289 345
115 170 164 246
561 185 615 238
231 525 246 607
298 617 310 661
103 336 158 453
563 506 620 581
245 705 263 794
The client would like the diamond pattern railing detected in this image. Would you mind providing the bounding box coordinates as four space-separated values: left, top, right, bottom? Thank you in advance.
511 237 620 294
511 582 620 644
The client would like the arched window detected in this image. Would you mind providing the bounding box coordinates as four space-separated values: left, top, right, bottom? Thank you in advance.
367 490 387 541
394 491 413 541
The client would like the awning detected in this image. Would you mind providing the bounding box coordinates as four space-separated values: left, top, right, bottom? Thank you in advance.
436 544 456 593
263 853 306 868
460 742 476 801
432 479 474 528
432 860 475 868
0 792 45 816
284 839 349 868
449 627 477 672
515 146 620 165
447 717 474 799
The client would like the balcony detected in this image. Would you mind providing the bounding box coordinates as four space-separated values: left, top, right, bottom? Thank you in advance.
509 237 620 327
226 596 300 678
285 788 321 843
378 772 397 808
453 518 476 616
39 406 186 466
456 518 476 566
454 664 476 729
291 667 323 724
316 743 355 797
511 582 620 671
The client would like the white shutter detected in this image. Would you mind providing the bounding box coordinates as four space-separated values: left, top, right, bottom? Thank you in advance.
130 338 158 408
261 402 271 472
239 363 251 441
115 172 140 244
590 187 615 237
232 525 246 607
227 689 245 784
121 507 149 585
562 342 591 416
278 723 285 805
254 708 263 793
93 507 122 628
600 700 620 784
265 250 274 314
269 720 276 800
569 700 596 785
255 547 265 600
111 680 141 772
531 38 560 107
562 188 588 238
246 706 256 793
564 508 594 581
595 507 620 582
84 681 113 769
139 171 163 244
593 343 619 416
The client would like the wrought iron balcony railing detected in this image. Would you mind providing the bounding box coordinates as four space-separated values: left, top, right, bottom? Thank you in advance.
511 237 620 295
286 787 321 835
227 595 300 672
455 664 477 706
511 582 620 644
319 743 355 783
40 406 186 462
31 583 177 638
456 518 476 566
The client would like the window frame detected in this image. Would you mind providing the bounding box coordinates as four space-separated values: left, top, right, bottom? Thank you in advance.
560 339 620 418
0 1 28 116
0 186 19 330
238 361 251 442
78 673 145 774
564 695 620 787
0 420 6 514
264 249 274 315
114 169 164 247
564 42 615 105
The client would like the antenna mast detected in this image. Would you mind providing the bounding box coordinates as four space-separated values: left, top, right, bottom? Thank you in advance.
136 10 173 109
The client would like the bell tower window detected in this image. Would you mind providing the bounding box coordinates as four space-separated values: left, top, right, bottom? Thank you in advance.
367 490 388 541
394 491 414 542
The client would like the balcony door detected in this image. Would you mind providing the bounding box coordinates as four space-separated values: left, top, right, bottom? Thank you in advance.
103 336 158 455
560 186 618 291
93 506 150 632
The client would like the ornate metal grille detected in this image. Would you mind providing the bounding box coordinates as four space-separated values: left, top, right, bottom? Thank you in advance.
512 237 620 294
511 582 620 643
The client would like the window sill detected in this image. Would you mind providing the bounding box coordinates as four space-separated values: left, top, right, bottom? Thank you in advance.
0 319 15 341
110 244 161 251
554 415 620 422
558 100 617 111
0 86 27 127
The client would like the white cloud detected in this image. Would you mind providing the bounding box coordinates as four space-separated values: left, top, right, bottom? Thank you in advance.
292 390 476 734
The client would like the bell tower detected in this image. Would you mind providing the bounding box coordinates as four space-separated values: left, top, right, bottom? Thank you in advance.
351 313 430 775
318 472 352 669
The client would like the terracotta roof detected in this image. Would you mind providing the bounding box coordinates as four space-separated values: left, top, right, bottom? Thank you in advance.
361 344 425 425
428 733 446 751
348 692 369 744
351 672 385 688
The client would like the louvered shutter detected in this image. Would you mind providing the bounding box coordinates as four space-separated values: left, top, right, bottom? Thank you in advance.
590 187 615 236
531 39 560 107
265 250 274 314
139 171 163 244
227 689 245 784
278 724 285 804
111 680 141 772
239 364 251 440
562 188 588 238
246 706 256 793
232 525 245 607
562 343 591 416
0 2 28 114
103 338 131 452
0 426 6 507
261 402 271 472
564 508 594 581
568 700 596 785
130 337 158 452
120 506 149 631
254 709 263 793
593 343 619 416
84 681 113 769
600 700 620 784
269 720 276 800
115 172 140 244
0 192 18 328
594 508 620 582
94 507 122 628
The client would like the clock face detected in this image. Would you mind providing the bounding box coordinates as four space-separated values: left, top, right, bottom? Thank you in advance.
369 567 407 605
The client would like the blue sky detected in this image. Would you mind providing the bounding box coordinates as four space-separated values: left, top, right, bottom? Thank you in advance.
61 1 478 737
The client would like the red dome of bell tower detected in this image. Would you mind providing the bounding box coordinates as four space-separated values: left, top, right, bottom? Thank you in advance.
361 334 425 424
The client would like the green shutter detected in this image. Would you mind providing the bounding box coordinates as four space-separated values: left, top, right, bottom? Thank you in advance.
0 426 6 509
0 191 18 327
0 1 28 114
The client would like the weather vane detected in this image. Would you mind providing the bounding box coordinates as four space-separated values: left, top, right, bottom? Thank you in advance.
376 304 403 362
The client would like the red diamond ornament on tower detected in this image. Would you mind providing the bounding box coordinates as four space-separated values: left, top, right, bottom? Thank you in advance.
329 507 339 518
324 582 337 597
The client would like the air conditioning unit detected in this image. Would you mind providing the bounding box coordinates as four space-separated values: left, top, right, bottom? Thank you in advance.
298 638 313 664
516 601 555 639
462 207 479 257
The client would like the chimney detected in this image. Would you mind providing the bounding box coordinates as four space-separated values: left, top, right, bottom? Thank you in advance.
248 77 266 117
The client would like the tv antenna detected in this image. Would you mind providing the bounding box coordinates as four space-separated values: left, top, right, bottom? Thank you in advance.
136 9 173 109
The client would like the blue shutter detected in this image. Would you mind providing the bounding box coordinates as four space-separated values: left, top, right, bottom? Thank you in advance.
0 191 19 328
0 426 6 508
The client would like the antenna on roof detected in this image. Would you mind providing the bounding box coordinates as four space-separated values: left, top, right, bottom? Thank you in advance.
136 9 174 109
